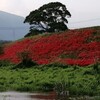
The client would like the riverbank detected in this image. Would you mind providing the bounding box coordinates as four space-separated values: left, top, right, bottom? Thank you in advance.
0 64 100 97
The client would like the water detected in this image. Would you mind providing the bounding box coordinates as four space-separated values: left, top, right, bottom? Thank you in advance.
0 91 56 100
0 91 99 100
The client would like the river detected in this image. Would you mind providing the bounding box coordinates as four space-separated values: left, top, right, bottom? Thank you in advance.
0 91 99 100
0 91 56 100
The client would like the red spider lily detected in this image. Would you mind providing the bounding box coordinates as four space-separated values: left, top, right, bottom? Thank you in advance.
0 29 99 66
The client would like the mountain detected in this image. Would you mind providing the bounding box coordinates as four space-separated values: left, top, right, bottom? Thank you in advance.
0 26 99 66
0 11 29 41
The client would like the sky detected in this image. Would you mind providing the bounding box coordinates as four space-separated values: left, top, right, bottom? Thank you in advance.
0 0 100 28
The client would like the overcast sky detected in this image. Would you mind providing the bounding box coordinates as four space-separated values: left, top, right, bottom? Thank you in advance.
0 0 100 28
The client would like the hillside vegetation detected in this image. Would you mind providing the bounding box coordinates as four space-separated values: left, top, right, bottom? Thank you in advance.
0 26 99 66
0 26 100 98
0 65 100 97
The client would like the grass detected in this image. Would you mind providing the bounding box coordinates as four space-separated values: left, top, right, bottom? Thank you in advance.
0 63 100 97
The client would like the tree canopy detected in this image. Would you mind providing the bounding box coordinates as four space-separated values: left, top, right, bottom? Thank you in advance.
24 2 71 35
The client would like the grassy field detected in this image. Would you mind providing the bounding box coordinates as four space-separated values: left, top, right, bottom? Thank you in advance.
0 63 100 97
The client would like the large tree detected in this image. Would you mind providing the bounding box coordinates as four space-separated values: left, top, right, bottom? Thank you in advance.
24 2 71 35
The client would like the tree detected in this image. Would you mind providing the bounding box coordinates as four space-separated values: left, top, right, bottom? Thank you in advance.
24 2 71 36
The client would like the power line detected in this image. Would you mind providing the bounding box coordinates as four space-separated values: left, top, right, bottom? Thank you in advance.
0 18 99 29
0 18 99 30
0 26 29 30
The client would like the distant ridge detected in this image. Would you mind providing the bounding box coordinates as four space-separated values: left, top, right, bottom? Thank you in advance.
0 10 23 18
0 11 29 41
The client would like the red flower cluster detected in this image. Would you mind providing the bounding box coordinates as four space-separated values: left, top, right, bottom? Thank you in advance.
0 29 99 66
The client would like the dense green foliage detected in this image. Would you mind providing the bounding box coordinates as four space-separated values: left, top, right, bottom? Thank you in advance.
0 64 100 97
24 2 71 37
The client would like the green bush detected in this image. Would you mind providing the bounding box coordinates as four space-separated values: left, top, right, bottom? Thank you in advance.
15 51 38 68
93 62 100 73
0 45 4 55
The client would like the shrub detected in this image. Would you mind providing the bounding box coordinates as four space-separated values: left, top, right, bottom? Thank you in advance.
0 45 4 55
93 62 100 73
15 51 38 68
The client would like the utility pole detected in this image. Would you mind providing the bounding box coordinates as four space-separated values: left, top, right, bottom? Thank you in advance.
12 28 15 41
